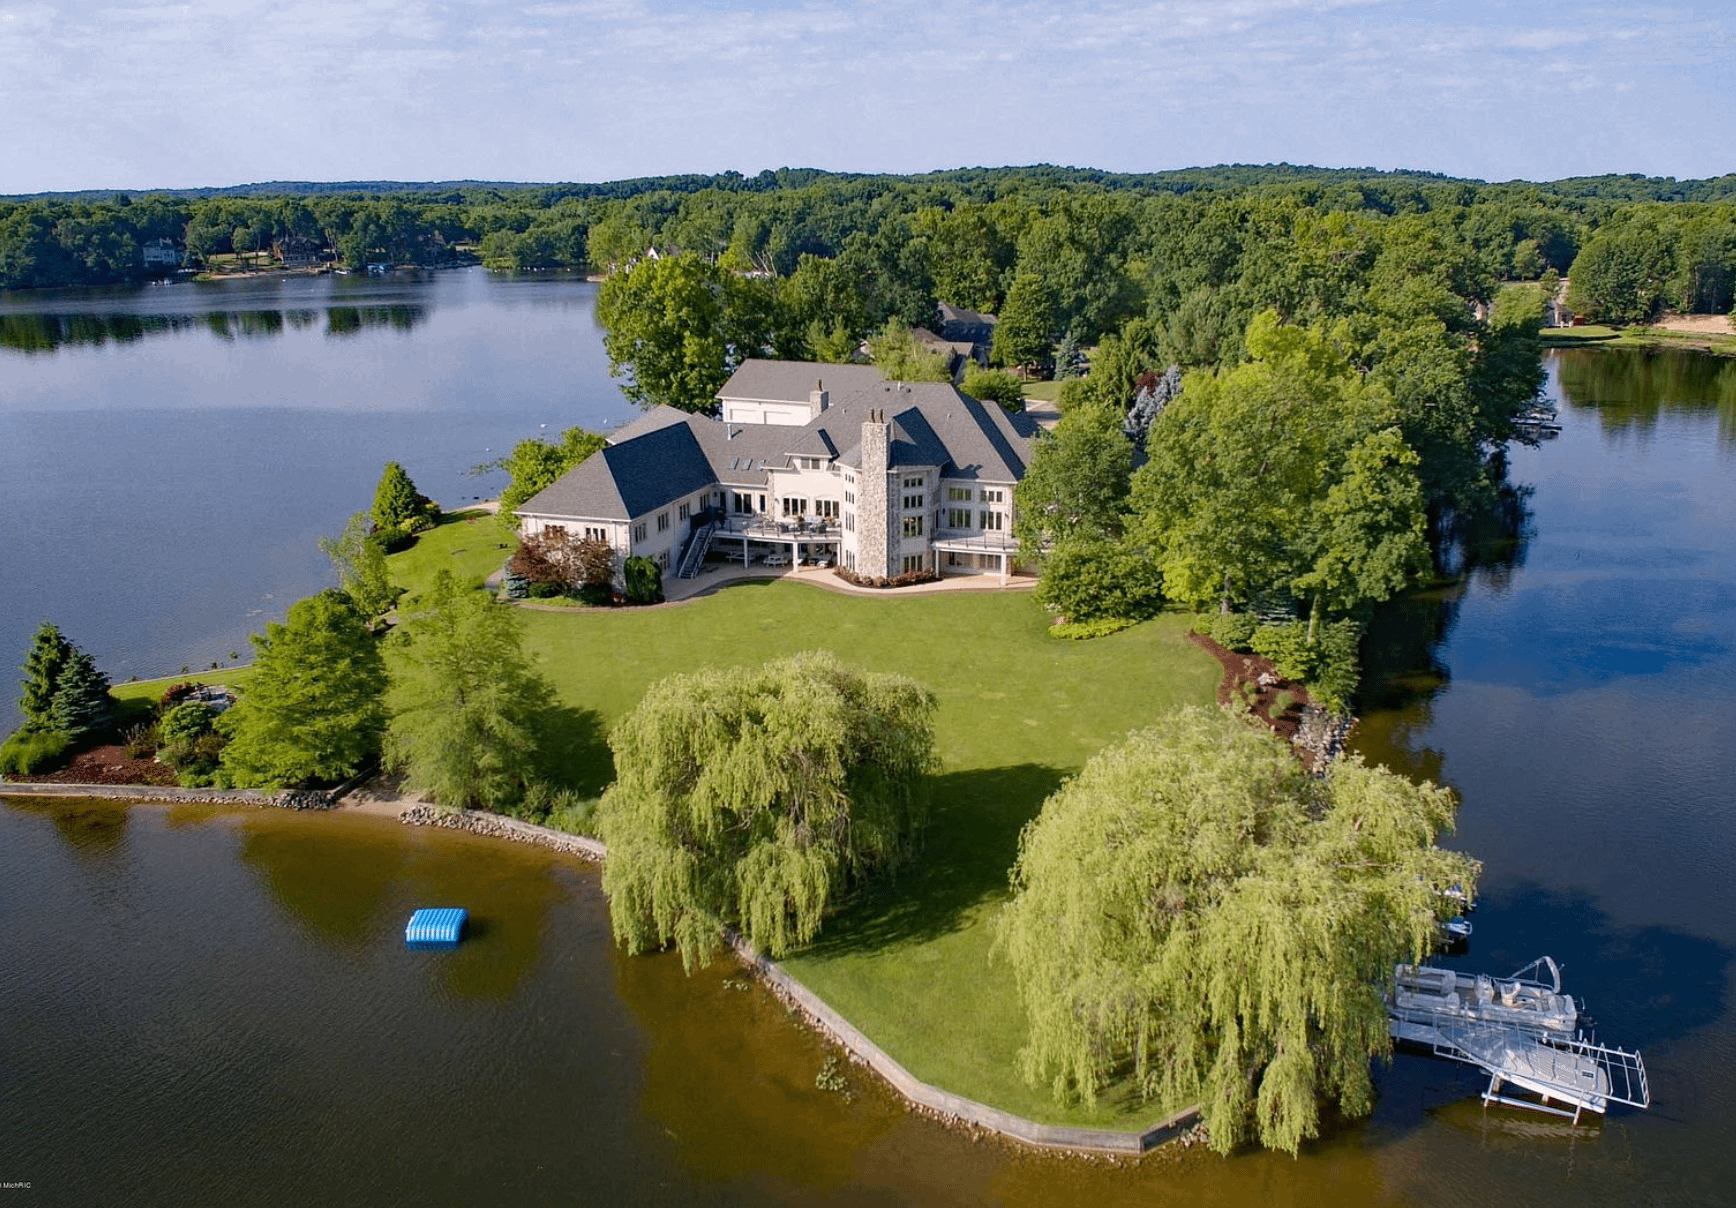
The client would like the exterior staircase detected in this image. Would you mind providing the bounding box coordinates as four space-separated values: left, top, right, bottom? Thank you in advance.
676 518 718 579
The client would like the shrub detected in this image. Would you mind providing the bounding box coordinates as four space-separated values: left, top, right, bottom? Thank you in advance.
159 701 216 747
0 728 71 776
159 681 203 711
122 722 160 759
960 366 1027 411
1034 537 1163 623
1047 617 1138 640
1250 621 1317 683
1249 620 1362 712
1208 611 1258 651
545 796 601 837
623 555 664 605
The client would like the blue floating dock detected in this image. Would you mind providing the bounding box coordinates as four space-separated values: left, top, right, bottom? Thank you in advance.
405 907 467 949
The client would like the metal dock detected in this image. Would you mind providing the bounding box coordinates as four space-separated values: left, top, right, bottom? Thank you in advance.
1389 957 1650 1123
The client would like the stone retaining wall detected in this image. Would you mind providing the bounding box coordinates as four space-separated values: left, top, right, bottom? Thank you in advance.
397 804 606 862
728 934 1200 1155
394 804 1198 1156
0 782 337 809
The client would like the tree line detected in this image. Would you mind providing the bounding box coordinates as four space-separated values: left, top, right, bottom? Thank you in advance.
7 166 1736 328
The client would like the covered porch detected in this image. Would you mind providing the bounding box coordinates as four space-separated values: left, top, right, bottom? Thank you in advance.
712 516 843 569
931 533 1020 585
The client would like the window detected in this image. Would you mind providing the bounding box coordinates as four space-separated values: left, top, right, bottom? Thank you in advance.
656 550 670 570
902 494 924 511
583 526 606 541
678 502 691 522
902 515 923 537
845 512 855 532
947 486 972 501
758 494 766 513
733 492 754 514
946 508 972 529
981 510 1005 531
782 497 807 517
845 551 856 570
844 473 855 485
844 490 855 505
545 524 567 538
815 499 839 519
656 512 669 533
980 488 1004 504
633 522 647 542
903 555 924 574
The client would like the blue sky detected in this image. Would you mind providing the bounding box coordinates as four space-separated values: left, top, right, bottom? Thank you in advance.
3 0 1732 193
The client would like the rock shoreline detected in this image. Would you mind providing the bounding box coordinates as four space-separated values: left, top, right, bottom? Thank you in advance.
396 803 605 862
0 781 338 809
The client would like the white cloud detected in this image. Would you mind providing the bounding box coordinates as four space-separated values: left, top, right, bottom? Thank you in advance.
0 0 1731 190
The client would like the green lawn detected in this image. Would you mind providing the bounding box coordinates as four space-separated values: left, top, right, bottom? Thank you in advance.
516 582 1220 1129
387 509 515 605
1540 325 1619 343
1019 378 1063 402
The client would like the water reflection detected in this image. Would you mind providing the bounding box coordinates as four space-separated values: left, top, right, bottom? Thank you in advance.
1556 346 1736 445
233 813 566 999
5 794 131 855
235 813 407 944
0 304 427 351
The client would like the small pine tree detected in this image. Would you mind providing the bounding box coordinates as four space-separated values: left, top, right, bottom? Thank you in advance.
49 648 113 740
18 621 71 730
372 461 423 534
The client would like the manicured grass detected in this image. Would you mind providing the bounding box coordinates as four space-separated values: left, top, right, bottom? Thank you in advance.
1541 325 1620 343
110 667 255 728
1019 379 1064 402
386 509 515 605
517 582 1220 1128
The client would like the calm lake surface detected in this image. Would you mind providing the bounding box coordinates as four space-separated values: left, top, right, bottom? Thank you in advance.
0 269 638 729
3 276 1736 1203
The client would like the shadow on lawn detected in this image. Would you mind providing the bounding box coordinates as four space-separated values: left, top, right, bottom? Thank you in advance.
806 763 1067 957
537 703 614 796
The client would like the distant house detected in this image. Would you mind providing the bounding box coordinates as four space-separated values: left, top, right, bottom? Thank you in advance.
937 302 997 360
140 237 181 269
516 359 1039 586
909 327 984 379
272 236 322 268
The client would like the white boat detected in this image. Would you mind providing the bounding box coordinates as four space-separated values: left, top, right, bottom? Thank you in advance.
1392 956 1577 1034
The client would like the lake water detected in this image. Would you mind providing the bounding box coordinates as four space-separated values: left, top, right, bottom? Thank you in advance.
0 268 638 728
3 277 1736 1204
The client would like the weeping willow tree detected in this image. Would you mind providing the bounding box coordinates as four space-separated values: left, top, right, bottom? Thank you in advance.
994 706 1477 1156
599 651 938 971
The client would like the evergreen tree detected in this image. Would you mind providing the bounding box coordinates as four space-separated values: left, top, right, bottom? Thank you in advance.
48 648 112 740
384 571 555 810
17 620 71 730
372 461 424 534
219 590 387 788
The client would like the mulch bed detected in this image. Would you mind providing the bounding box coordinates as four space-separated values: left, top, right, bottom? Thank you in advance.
13 743 179 787
1187 632 1310 745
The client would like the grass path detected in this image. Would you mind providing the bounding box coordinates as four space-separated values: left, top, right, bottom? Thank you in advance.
518 582 1219 1128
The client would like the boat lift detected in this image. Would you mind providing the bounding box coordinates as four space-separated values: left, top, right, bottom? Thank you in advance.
1389 956 1650 1124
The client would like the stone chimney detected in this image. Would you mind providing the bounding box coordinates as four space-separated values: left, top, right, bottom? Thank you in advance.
808 379 829 419
856 410 893 579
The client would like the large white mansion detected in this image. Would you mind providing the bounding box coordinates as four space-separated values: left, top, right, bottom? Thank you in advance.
516 360 1039 584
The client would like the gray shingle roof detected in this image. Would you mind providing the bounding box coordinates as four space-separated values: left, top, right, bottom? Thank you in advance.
522 361 1038 523
716 359 884 405
517 422 715 521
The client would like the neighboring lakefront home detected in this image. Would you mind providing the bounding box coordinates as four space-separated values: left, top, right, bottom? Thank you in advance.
516 359 1040 585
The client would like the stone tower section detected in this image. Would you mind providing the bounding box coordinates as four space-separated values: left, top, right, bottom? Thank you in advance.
857 411 893 579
